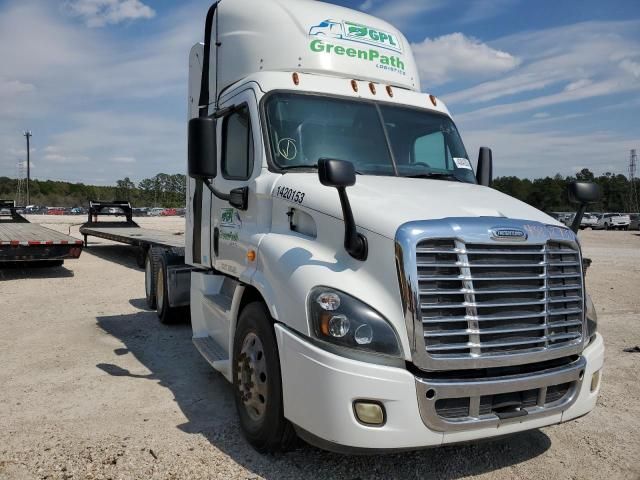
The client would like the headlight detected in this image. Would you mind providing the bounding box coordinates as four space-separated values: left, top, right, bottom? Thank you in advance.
308 287 402 358
586 292 597 339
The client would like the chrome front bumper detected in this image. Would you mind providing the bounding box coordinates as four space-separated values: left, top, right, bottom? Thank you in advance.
415 356 586 431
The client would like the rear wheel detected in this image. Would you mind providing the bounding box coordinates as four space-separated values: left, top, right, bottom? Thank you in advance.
144 249 160 310
155 253 185 324
233 302 296 453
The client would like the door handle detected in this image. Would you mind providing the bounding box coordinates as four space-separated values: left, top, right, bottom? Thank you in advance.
213 227 219 256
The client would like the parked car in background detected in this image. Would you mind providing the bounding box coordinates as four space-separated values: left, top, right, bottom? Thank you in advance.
133 207 150 217
594 213 631 230
148 207 164 216
160 208 177 216
580 213 599 229
47 207 65 215
629 214 639 230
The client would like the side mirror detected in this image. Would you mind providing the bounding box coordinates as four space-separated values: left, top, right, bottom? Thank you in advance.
188 117 217 178
318 158 356 188
318 158 367 261
568 182 601 205
568 181 602 233
476 147 493 187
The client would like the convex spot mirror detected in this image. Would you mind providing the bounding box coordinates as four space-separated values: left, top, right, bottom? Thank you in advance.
568 182 602 205
188 117 217 179
318 158 356 188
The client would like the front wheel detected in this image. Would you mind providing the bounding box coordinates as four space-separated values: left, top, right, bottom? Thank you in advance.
233 302 297 453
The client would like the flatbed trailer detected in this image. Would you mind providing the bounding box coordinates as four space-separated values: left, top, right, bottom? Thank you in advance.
79 201 191 319
0 200 83 264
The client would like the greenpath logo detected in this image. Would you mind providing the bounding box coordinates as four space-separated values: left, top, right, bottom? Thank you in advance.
309 39 406 74
309 19 403 53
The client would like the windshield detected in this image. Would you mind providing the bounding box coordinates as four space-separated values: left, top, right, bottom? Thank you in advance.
264 93 475 183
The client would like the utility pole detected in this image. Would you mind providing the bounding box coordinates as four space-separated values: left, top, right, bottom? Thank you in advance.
24 131 32 205
629 149 639 213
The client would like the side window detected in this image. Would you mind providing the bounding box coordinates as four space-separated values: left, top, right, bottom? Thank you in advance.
413 132 448 170
222 106 254 180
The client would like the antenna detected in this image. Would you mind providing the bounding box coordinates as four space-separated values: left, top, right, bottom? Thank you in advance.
628 149 639 213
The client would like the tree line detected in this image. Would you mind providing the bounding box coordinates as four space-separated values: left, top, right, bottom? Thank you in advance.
0 173 187 208
0 168 637 212
492 168 638 213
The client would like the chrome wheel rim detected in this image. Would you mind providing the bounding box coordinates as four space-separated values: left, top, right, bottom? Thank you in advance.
237 332 268 422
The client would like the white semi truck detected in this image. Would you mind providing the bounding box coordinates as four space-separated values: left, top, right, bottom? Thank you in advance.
147 0 605 453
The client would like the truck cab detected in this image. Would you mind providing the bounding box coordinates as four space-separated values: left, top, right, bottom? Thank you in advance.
183 0 604 453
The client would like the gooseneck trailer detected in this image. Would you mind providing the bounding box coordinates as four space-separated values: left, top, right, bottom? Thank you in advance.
79 201 192 316
97 0 605 455
0 200 83 265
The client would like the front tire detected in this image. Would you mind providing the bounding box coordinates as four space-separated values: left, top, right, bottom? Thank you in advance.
233 302 296 453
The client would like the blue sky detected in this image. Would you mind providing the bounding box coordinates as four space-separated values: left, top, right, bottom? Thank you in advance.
0 0 638 185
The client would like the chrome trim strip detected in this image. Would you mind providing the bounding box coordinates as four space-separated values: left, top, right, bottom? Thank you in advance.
395 218 586 371
415 356 586 431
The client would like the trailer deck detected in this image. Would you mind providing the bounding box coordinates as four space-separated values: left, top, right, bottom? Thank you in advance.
80 222 185 249
0 200 83 263
79 202 185 268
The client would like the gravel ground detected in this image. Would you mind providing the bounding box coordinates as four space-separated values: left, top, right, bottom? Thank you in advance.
1 217 639 480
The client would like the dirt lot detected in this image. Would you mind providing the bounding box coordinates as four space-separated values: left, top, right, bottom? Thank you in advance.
1 217 639 480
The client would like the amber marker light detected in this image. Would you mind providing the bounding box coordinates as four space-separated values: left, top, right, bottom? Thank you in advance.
351 79 359 92
429 94 437 106
292 72 300 85
247 250 256 262
386 85 394 97
369 82 376 95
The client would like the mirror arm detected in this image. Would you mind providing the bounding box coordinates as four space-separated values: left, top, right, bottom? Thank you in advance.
571 204 587 234
202 179 248 210
202 178 230 201
337 187 368 261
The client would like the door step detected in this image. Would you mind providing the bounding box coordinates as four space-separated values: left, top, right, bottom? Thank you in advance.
193 335 230 377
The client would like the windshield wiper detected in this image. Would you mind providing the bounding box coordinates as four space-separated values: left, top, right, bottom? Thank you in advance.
282 165 364 175
404 172 460 181
281 165 318 172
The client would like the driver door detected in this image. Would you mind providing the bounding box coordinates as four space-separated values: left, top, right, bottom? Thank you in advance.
211 90 261 280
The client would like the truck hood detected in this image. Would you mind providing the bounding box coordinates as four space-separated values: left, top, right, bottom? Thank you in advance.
274 174 562 239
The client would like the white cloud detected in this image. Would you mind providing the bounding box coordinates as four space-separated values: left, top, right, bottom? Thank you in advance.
112 156 136 163
445 21 640 108
65 0 155 27
412 33 520 85
619 58 640 78
0 78 35 97
461 127 639 178
532 112 549 119
564 79 592 92
359 0 374 10
0 0 202 183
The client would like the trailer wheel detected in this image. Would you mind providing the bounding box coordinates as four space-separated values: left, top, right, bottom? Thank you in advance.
155 253 183 324
144 249 159 310
233 302 297 453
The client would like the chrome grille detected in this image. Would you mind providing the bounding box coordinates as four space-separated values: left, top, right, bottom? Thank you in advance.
417 239 584 359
